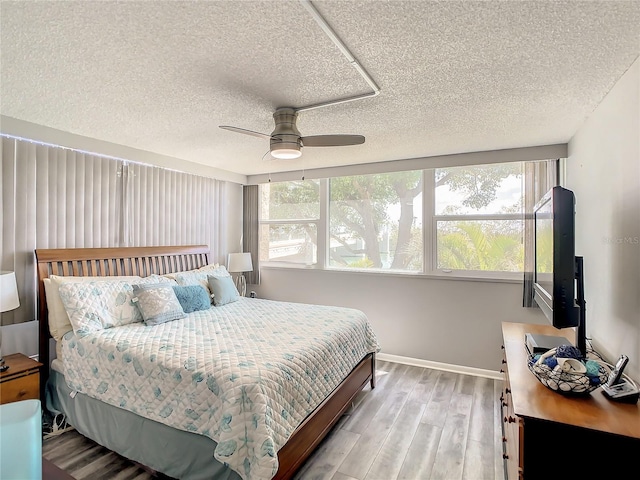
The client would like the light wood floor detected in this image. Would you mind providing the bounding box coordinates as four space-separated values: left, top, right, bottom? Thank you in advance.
43 361 506 480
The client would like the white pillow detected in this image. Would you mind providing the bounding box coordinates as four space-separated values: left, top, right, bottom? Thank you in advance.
59 280 142 337
206 265 231 278
174 271 212 293
162 263 220 281
198 263 221 272
44 275 142 342
56 275 172 338
144 274 177 285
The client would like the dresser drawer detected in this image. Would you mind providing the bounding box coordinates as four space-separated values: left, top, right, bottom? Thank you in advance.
0 372 40 404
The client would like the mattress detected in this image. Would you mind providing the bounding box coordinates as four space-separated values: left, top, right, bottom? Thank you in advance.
60 297 379 480
51 358 64 375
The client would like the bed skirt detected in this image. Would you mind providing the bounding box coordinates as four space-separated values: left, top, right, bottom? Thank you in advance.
46 369 242 480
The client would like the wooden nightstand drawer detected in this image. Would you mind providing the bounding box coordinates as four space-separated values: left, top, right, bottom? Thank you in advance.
0 371 40 404
0 353 43 405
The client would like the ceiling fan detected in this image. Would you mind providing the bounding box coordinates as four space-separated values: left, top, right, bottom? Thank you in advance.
220 107 365 159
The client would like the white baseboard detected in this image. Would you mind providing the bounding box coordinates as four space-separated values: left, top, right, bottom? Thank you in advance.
377 352 503 380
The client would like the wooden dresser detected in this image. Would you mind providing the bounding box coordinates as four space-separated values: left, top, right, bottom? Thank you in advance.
501 322 640 479
0 353 42 405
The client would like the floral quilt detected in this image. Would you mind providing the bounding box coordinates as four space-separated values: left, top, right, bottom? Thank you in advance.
61 297 379 480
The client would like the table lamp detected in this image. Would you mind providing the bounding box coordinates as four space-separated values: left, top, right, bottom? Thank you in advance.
0 271 20 373
227 253 253 297
0 399 42 479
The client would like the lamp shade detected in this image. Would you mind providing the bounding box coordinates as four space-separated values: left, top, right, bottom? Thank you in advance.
0 271 20 313
227 253 253 273
0 399 42 479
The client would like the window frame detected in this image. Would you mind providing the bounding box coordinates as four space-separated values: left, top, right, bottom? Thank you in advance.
325 172 424 273
258 179 324 268
427 166 525 280
429 213 525 281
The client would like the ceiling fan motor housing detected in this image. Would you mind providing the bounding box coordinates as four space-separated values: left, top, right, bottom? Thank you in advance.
219 107 364 160
271 108 302 156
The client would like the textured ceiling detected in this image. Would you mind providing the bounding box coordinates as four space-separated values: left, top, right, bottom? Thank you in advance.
1 0 639 177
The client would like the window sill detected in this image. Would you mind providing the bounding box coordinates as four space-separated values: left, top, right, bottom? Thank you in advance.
259 264 523 284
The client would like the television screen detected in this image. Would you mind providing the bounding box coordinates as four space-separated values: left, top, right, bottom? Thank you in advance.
534 196 553 299
532 186 580 329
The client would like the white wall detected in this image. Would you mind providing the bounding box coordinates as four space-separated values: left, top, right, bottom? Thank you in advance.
254 268 546 372
567 57 640 382
0 320 39 358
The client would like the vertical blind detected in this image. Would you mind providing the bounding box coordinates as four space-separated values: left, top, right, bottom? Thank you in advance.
124 161 227 253
0 135 228 325
242 185 260 285
522 159 559 307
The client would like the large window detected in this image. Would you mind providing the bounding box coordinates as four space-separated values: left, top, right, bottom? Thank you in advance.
259 160 532 277
433 163 524 273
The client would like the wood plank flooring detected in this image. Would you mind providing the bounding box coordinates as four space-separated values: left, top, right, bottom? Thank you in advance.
42 361 506 480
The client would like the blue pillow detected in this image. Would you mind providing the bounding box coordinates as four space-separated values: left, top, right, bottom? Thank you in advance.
172 285 211 313
207 275 239 306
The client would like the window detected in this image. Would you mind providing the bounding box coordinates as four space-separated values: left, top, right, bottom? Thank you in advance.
432 163 524 273
259 180 320 265
259 160 537 278
329 171 423 271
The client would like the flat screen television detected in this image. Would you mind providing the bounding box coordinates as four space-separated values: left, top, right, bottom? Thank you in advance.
532 185 586 356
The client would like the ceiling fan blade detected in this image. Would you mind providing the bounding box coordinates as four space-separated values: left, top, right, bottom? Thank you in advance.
301 135 365 147
219 125 272 140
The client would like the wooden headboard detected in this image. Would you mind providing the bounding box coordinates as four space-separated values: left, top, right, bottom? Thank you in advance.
35 245 211 398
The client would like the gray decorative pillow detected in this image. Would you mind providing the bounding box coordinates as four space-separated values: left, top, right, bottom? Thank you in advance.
132 283 187 326
207 275 240 306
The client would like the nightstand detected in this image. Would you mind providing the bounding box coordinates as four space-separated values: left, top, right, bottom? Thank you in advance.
0 353 43 405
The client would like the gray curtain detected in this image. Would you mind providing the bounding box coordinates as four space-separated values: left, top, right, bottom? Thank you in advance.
523 159 559 307
243 185 260 285
0 135 228 325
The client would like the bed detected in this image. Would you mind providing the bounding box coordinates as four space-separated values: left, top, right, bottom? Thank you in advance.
36 245 378 480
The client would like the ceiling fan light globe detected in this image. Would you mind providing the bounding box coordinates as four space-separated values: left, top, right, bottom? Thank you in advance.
271 148 302 159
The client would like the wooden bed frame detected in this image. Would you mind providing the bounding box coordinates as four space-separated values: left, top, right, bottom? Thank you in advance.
36 245 375 480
